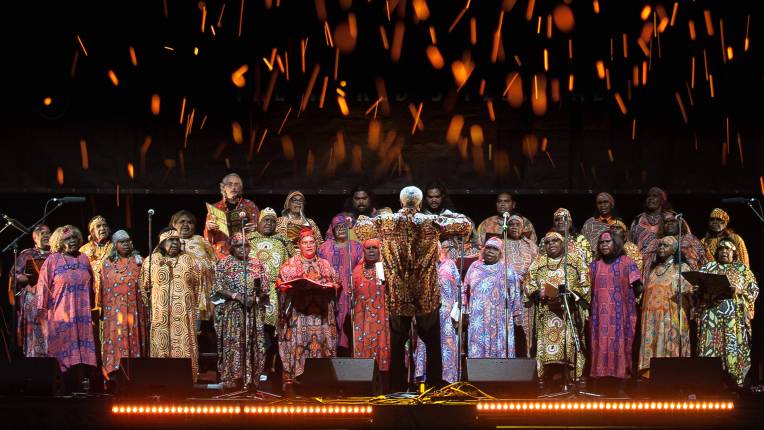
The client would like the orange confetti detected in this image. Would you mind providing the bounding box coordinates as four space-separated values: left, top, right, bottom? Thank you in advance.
337 96 350 116
129 46 138 66
335 21 357 54
151 94 161 116
448 6 468 33
486 99 496 121
75 34 88 56
522 134 539 160
596 61 605 79
107 70 119 86
277 107 292 135
543 49 549 71
553 4 574 32
281 135 295 160
368 119 381 150
688 20 696 41
470 125 484 146
56 167 64 185
314 0 327 21
262 68 278 112
446 115 464 145
592 0 600 14
43 97 52 106
674 92 688 124
426 45 445 69
607 149 614 162
231 122 244 144
760 176 764 196
505 72 523 107
429 26 437 44
568 74 574 91
379 26 389 50
622 33 628 58
413 0 430 21
551 78 560 102
531 74 547 116
670 3 678 26
631 119 637 140
391 21 405 62
727 47 734 61
127 163 135 179
300 64 321 111
745 15 750 52
703 10 714 36
709 74 715 98
525 0 535 21
410 102 423 135
640 6 652 21
614 92 627 115
179 97 186 124
79 139 89 170
319 76 329 108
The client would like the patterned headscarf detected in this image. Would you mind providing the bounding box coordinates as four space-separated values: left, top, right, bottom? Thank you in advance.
659 235 679 252
326 214 351 239
554 208 572 220
710 208 730 225
111 229 130 245
596 192 615 206
544 231 564 243
399 186 423 208
598 231 613 243
158 229 180 243
718 238 737 252
284 191 305 211
508 214 523 224
298 228 315 242
88 215 107 234
484 236 503 250
230 232 246 245
259 207 278 222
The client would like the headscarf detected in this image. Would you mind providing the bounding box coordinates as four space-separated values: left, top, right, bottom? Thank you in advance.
553 208 571 220
298 228 316 258
399 186 423 208
508 214 523 224
544 231 564 243
596 192 615 207
718 238 737 252
158 229 180 243
111 229 130 245
87 215 108 242
283 191 305 213
326 214 351 240
484 236 503 250
598 231 613 243
230 232 246 246
363 238 381 249
710 208 730 225
258 207 278 222
658 235 678 253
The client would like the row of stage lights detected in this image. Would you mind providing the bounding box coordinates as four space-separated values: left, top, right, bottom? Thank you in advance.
476 401 735 412
111 404 374 415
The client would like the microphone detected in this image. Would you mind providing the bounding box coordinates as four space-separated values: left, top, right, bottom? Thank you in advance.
147 209 155 216
51 196 86 203
501 211 510 229
674 213 684 219
2 214 30 234
721 197 755 204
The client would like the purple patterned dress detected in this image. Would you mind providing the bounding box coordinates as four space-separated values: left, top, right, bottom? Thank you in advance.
317 239 363 349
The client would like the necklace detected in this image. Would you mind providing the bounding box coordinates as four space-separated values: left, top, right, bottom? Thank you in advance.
545 256 564 271
654 260 674 277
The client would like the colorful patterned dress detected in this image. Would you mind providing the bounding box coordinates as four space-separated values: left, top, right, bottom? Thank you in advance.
588 256 640 378
212 255 268 388
140 252 201 382
581 216 624 251
526 253 591 378
13 247 49 357
180 235 218 321
36 252 98 372
351 263 391 372
100 256 147 376
276 254 339 383
414 257 463 383
505 237 538 356
477 215 537 245
79 240 113 313
247 231 294 327
637 261 693 375
275 215 324 246
702 233 750 267
465 261 522 358
318 239 363 349
204 197 260 259
697 261 759 385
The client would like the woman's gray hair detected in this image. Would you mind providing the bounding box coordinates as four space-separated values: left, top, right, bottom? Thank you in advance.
399 186 423 208
111 229 131 245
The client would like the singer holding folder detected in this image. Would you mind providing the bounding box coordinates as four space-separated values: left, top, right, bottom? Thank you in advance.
701 208 750 267
697 239 759 386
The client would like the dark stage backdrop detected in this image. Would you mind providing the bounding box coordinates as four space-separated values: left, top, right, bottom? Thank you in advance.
1 191 762 381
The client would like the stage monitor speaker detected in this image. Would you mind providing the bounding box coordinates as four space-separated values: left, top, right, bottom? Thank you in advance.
114 358 193 398
466 358 537 396
297 358 379 397
649 357 727 397
0 357 62 396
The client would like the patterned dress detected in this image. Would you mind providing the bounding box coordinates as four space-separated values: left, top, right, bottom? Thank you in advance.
477 215 537 245
588 256 640 379
79 240 113 313
352 263 391 372
697 261 759 385
638 261 693 375
204 197 260 259
276 254 339 383
140 252 201 382
180 235 218 321
465 261 522 358
212 255 268 388
526 253 591 378
247 231 294 327
13 247 49 357
642 234 708 276
36 252 97 372
100 256 147 375
581 216 624 251
505 237 538 356
318 239 363 349
275 215 324 246
702 233 750 267
539 233 593 267
355 209 471 317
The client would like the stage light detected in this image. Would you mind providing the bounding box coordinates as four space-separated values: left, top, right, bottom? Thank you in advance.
476 401 734 414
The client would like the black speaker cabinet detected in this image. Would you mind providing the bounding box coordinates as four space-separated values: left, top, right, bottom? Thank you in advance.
466 358 537 396
649 357 727 397
297 358 379 397
0 358 62 396
114 358 193 397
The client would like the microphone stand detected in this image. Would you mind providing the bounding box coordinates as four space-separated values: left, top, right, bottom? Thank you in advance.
543 216 600 399
455 236 466 381
501 213 511 358
346 222 357 357
2 200 65 360
675 214 684 357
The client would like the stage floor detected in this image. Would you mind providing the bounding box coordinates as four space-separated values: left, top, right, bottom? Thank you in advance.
2 385 761 430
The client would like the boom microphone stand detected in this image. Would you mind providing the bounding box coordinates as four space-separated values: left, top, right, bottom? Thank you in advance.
501 212 511 358
455 236 466 381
